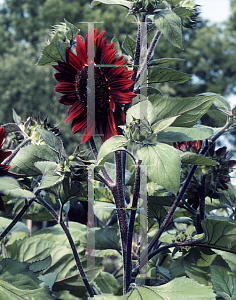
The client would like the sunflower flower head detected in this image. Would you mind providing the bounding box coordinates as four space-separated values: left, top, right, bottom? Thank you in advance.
0 127 12 212
53 29 136 144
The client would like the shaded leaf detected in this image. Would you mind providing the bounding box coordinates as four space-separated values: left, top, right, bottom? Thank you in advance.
29 256 52 273
211 265 236 300
96 135 130 170
121 277 215 299
149 58 184 66
173 7 192 18
36 128 64 157
95 187 114 203
37 32 67 66
156 124 215 142
0 258 54 299
93 271 119 294
111 35 123 58
64 19 80 41
180 152 219 166
137 143 181 194
94 227 121 251
122 35 136 58
91 0 132 8
154 9 182 49
9 144 59 176
36 171 64 191
34 161 58 174
148 66 192 84
0 176 35 199
149 94 218 127
2 123 22 134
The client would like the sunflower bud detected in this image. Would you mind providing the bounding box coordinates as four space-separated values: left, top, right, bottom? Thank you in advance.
125 117 152 143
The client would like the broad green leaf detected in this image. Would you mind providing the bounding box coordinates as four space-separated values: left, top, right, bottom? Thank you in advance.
154 10 182 49
111 34 123 58
98 162 132 185
211 265 236 300
137 143 181 194
64 19 80 41
156 124 215 142
38 270 59 290
170 256 187 278
2 123 22 134
93 271 119 294
148 197 168 221
9 144 59 176
148 66 192 84
29 256 52 273
149 94 218 127
0 258 54 299
147 195 175 206
34 161 58 174
0 176 35 199
183 247 229 287
197 216 236 253
91 295 119 300
149 58 184 66
122 277 215 299
122 35 136 58
36 128 64 157
232 104 236 118
94 227 121 251
95 187 114 203
173 7 192 17
180 152 219 166
199 93 231 111
37 32 67 66
126 100 156 125
214 251 236 274
92 0 132 8
96 135 130 170
152 116 179 134
36 171 64 191
166 0 181 5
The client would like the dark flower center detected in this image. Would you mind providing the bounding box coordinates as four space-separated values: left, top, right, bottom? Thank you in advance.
75 66 111 118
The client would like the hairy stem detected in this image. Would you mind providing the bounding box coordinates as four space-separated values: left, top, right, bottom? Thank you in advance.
113 151 128 294
2 138 32 165
126 160 141 290
0 194 37 241
39 196 94 297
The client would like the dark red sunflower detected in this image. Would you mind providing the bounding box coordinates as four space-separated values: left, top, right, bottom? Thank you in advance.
53 29 136 144
0 127 12 212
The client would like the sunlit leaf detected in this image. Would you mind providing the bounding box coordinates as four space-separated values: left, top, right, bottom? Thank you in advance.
0 176 35 199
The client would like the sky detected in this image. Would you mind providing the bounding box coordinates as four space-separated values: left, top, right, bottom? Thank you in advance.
196 0 231 23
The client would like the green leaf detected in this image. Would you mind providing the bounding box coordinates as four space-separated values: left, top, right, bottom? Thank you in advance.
12 108 22 125
95 187 114 203
96 135 130 170
36 171 64 191
9 144 59 176
197 216 236 253
111 35 123 58
156 124 215 143
148 66 192 84
180 152 219 166
34 161 59 174
126 100 156 125
173 7 192 18
166 0 181 5
154 9 182 49
0 176 35 199
149 58 184 66
149 94 218 127
93 271 119 294
147 195 175 206
2 123 22 134
91 0 132 8
232 104 236 118
64 19 80 41
29 256 52 273
0 216 30 238
36 128 64 157
152 116 179 134
122 277 215 299
211 265 236 300
148 197 168 221
183 247 229 287
137 143 181 194
0 258 54 299
94 227 121 251
37 32 67 66
38 270 59 290
122 35 136 59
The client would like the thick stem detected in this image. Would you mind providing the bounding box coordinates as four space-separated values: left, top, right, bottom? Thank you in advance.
39 197 94 297
113 151 128 294
126 160 141 290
